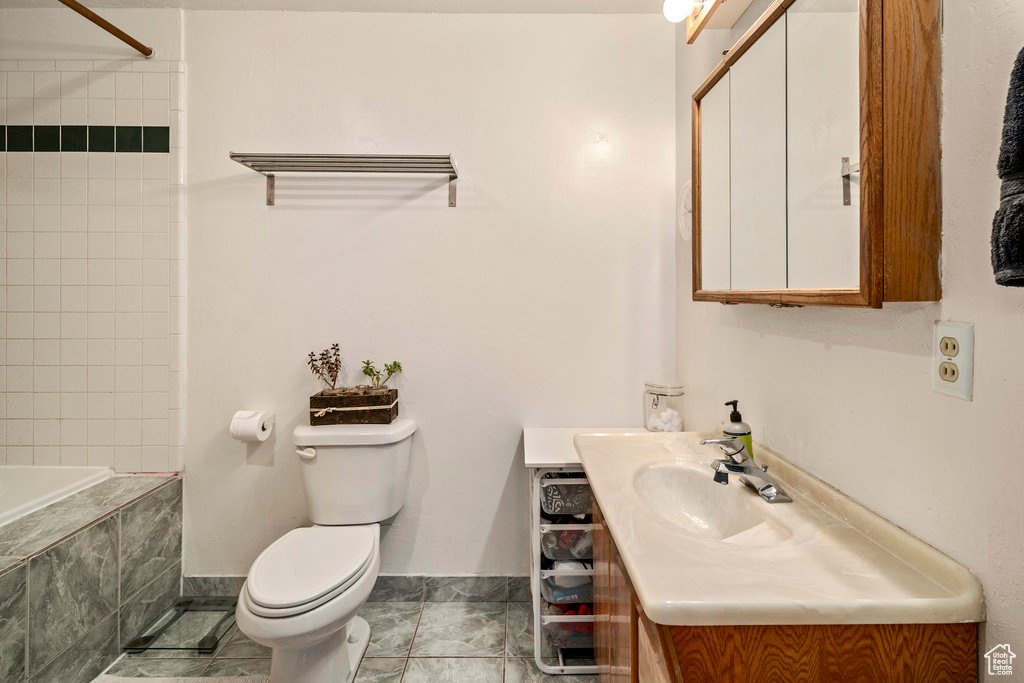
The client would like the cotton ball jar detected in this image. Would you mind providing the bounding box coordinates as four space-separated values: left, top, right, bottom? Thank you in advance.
643 381 684 432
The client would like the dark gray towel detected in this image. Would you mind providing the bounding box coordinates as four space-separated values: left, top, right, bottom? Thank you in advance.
992 47 1024 286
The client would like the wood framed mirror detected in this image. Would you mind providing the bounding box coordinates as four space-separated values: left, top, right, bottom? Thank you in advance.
691 0 941 308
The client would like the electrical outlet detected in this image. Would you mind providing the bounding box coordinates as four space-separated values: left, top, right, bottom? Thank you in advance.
938 362 959 382
933 321 974 400
939 336 959 357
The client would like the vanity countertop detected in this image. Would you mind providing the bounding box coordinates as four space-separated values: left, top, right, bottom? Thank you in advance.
575 432 984 626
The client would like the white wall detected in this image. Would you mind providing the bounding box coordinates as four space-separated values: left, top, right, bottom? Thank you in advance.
184 11 675 576
0 9 183 61
677 0 1024 656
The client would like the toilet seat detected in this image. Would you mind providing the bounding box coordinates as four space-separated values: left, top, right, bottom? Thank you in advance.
245 526 375 618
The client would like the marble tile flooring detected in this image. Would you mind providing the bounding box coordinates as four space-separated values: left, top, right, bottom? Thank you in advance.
94 577 598 682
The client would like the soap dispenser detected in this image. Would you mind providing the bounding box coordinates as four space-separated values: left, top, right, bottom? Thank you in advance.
723 400 753 459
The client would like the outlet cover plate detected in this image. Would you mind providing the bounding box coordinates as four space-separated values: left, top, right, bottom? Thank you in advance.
933 321 974 400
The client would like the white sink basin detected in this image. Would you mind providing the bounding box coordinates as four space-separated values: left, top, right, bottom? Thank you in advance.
574 431 984 627
632 461 793 545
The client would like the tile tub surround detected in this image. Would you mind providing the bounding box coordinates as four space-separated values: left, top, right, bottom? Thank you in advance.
28 514 119 672
0 475 181 681
0 564 27 681
0 61 187 473
99 575 595 682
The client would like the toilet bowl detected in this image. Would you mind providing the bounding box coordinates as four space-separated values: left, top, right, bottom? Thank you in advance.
235 418 416 683
236 525 380 682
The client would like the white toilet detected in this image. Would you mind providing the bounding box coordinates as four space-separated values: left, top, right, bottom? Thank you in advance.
235 418 416 683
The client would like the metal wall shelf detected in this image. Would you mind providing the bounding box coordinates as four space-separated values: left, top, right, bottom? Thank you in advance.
228 153 459 207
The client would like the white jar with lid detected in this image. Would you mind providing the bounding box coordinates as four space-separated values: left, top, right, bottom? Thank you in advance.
644 382 684 432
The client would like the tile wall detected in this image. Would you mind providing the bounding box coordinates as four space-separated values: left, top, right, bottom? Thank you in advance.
0 58 186 472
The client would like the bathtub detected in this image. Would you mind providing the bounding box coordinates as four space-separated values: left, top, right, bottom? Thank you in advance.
0 466 113 526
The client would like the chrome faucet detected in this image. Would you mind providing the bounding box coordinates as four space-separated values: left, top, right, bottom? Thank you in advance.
699 437 792 504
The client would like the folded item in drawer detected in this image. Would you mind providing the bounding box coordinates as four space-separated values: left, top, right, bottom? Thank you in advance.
540 476 593 515
541 528 593 560
542 607 595 650
544 603 594 633
541 603 595 649
541 577 593 605
544 628 595 650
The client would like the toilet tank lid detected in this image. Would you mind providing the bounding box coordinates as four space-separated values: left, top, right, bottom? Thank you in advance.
293 417 417 446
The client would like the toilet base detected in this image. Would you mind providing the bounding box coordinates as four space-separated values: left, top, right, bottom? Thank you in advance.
269 616 371 683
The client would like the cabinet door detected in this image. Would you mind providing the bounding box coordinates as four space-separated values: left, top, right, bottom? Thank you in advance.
729 15 788 290
699 72 731 291
637 610 683 683
786 1 861 288
607 556 635 682
594 505 612 678
594 504 634 683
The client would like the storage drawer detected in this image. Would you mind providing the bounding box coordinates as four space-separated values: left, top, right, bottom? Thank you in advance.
540 474 592 515
541 604 595 650
541 524 594 561
540 575 593 605
543 622 595 650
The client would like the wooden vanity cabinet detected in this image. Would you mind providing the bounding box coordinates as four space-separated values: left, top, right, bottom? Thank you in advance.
593 501 979 683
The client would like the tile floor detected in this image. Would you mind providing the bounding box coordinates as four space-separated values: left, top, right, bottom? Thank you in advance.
96 576 598 682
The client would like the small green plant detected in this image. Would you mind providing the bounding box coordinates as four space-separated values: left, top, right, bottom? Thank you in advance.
308 343 342 390
362 359 403 388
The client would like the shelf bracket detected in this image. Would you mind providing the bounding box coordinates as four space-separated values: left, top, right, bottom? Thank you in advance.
266 174 275 206
448 175 457 208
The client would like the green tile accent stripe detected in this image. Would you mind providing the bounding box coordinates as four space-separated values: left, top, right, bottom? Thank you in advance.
62 125 87 152
89 126 114 152
34 126 60 152
115 126 143 153
1 125 170 153
7 126 32 152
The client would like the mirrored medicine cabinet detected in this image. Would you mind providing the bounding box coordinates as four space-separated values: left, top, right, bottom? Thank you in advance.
691 0 941 307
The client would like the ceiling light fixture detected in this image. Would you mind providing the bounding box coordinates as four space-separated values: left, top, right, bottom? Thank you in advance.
663 0 703 23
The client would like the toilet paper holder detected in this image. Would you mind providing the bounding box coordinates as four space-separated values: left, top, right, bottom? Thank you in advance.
230 410 275 442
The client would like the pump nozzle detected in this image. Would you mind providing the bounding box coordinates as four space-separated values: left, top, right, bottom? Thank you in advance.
725 400 742 422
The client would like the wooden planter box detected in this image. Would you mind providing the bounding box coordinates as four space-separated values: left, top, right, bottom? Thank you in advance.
309 387 398 425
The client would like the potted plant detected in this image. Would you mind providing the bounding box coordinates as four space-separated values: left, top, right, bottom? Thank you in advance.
307 343 403 425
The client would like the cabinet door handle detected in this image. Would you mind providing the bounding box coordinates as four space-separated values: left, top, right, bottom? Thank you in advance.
841 156 861 206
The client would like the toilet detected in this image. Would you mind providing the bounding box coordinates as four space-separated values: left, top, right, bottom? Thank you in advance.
235 418 416 683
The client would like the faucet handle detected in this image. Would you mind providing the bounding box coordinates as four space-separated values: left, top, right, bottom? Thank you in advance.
699 437 748 463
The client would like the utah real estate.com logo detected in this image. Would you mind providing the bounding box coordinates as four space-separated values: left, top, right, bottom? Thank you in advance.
985 644 1016 677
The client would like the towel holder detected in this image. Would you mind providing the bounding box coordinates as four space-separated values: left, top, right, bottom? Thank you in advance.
229 153 459 207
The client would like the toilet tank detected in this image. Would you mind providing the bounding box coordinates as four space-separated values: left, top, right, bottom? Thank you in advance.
292 418 416 525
